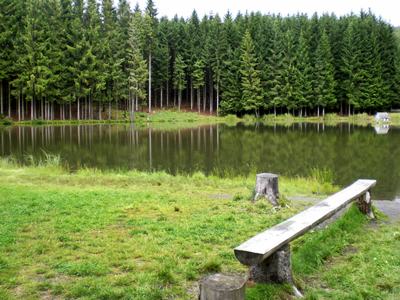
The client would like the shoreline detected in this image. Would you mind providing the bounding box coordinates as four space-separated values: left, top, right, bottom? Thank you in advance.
1 110 399 127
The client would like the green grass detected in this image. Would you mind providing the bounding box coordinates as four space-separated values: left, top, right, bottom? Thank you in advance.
246 206 400 299
5 110 241 128
3 110 400 128
0 160 398 299
0 160 336 299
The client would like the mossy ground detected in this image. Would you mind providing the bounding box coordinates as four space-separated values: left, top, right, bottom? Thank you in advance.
0 160 398 299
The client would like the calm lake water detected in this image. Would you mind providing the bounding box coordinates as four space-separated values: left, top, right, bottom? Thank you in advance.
0 123 399 200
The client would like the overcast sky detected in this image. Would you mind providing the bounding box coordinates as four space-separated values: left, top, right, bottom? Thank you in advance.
127 0 400 26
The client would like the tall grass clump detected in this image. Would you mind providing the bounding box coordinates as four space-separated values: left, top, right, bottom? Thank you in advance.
310 167 334 185
25 151 62 168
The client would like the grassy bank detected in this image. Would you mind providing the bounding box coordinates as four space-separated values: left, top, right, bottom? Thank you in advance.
0 161 398 299
260 112 400 126
2 110 400 127
0 110 240 128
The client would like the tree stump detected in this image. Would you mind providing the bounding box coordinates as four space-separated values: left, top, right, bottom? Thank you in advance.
249 245 303 298
199 273 246 300
254 173 279 206
249 244 292 284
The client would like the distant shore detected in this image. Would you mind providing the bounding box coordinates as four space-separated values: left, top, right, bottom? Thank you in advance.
1 110 400 127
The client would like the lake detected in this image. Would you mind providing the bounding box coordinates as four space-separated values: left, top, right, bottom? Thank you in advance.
0 123 399 200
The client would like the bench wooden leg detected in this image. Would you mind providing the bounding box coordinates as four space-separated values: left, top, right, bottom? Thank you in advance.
249 244 293 283
357 191 375 219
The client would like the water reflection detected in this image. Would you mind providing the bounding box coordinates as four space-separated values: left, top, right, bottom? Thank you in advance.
0 123 399 200
374 124 390 135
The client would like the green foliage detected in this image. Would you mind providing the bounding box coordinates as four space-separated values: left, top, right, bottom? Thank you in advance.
240 31 263 117
0 2 399 120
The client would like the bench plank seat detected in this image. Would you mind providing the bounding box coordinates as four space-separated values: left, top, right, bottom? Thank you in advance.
234 179 376 266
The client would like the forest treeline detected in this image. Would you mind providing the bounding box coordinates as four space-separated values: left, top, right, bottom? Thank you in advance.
0 0 400 121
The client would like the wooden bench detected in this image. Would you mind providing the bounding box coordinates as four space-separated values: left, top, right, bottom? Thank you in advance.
234 179 376 293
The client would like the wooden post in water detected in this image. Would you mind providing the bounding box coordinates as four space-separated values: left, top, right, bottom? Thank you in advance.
254 173 279 206
199 273 246 300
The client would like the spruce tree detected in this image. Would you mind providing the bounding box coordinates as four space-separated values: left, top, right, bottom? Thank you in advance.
173 54 186 111
240 30 263 117
144 0 158 112
127 8 148 116
192 58 205 113
315 29 336 116
296 29 313 116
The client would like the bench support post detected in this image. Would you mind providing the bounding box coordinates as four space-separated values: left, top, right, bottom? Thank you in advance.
249 244 293 284
357 191 375 219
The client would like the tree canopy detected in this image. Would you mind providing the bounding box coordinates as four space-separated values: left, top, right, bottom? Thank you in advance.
0 1 399 120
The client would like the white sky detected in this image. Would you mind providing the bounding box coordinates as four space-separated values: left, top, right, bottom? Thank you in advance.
127 0 400 26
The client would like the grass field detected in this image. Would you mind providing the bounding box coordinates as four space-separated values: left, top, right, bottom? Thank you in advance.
0 160 398 299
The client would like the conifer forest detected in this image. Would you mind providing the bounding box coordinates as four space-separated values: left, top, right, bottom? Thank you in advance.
0 0 400 121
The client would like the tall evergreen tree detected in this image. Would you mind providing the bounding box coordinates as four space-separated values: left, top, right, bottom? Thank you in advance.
314 29 336 116
240 30 263 117
173 54 186 111
144 0 158 112
192 58 205 113
128 7 148 116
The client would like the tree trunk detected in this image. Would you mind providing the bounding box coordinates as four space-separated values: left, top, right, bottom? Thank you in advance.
31 98 35 121
216 83 219 116
99 102 102 120
317 106 320 117
160 85 164 108
21 94 24 120
8 83 11 118
348 102 351 117
322 106 325 117
0 80 3 115
190 81 193 110
209 78 214 114
148 51 152 113
203 84 206 112
178 90 181 111
77 98 80 120
197 88 201 113
69 102 72 120
166 80 169 108
18 91 21 121
109 101 112 120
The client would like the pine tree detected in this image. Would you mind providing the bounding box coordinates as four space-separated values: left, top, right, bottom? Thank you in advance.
192 58 205 113
240 30 263 117
127 8 148 117
296 29 313 116
209 14 226 115
267 20 285 115
341 19 362 114
220 12 241 114
144 0 158 112
173 54 186 111
314 29 336 116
